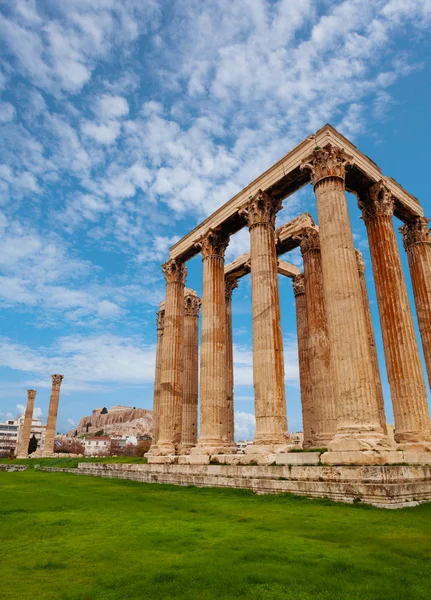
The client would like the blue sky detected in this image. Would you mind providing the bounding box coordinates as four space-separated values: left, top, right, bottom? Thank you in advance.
0 0 430 439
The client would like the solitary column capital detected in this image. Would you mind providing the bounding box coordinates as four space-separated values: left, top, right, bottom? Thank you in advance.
400 217 431 250
51 374 64 388
184 289 201 316
162 259 187 284
239 189 282 229
225 276 238 303
358 181 395 222
27 389 37 400
301 145 352 187
300 227 320 255
197 228 230 259
292 273 305 297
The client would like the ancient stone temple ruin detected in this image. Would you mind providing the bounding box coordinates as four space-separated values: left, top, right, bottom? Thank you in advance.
142 124 431 506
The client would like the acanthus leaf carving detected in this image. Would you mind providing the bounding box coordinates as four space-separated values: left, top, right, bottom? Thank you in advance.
196 228 230 259
27 389 37 400
299 227 320 255
51 374 64 388
239 189 282 229
184 292 201 316
358 180 395 222
400 217 431 250
355 249 366 274
162 258 187 284
292 273 305 297
225 276 238 302
301 145 352 187
156 309 165 331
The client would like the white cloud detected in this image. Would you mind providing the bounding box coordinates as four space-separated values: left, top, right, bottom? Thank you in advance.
234 411 255 441
97 95 129 119
67 417 75 426
16 403 25 415
34 407 43 418
0 102 16 123
81 120 121 144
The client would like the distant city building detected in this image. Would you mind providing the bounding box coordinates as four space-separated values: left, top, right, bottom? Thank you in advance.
84 437 111 456
0 417 46 455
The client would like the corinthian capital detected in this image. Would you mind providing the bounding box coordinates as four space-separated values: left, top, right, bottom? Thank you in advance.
301 145 352 187
357 181 395 222
355 249 365 274
299 227 320 255
184 289 201 316
239 189 282 229
27 389 37 400
225 276 238 303
162 258 187 284
156 309 165 331
400 217 431 250
292 273 305 297
51 374 64 388
197 228 230 259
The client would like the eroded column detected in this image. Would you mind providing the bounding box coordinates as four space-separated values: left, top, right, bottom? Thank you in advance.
194 229 233 454
355 250 387 433
301 147 388 451
179 289 201 453
43 375 64 455
225 276 238 447
157 259 186 455
358 183 430 444
400 217 431 391
300 228 335 445
292 274 315 448
148 304 165 454
240 190 288 449
16 389 36 458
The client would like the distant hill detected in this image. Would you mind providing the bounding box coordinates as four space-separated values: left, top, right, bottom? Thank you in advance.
68 405 152 438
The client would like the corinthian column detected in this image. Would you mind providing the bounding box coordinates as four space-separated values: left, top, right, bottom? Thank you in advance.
355 250 387 432
400 217 431 390
179 289 201 454
240 190 288 449
292 274 314 448
16 389 36 458
157 259 186 455
194 228 233 454
300 228 335 445
225 276 238 446
358 183 430 444
301 147 388 451
43 375 64 455
148 304 165 454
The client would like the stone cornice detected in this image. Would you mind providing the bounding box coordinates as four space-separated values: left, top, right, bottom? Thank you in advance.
239 189 282 229
300 144 352 187
292 273 305 297
196 228 230 259
300 227 320 255
162 258 187 284
358 180 395 222
51 374 64 388
400 217 431 250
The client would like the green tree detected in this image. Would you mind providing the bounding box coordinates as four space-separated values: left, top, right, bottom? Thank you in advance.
28 434 38 454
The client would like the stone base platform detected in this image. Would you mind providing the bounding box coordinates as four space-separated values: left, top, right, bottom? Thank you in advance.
37 462 431 509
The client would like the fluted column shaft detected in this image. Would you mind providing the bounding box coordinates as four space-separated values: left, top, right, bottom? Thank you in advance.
149 307 164 453
44 375 64 454
240 191 288 446
300 229 336 445
180 291 201 452
195 229 232 453
225 277 238 446
293 275 314 448
157 259 186 455
301 147 386 447
16 390 36 458
355 250 387 432
401 217 431 390
359 184 430 443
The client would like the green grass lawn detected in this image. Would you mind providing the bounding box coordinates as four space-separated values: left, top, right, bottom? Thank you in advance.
1 470 431 600
0 456 147 468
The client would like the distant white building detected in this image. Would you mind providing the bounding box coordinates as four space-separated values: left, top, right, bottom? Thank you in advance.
0 417 46 455
84 437 110 456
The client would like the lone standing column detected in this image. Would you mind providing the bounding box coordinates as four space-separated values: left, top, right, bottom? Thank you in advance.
301 147 388 451
355 250 387 432
179 289 201 454
157 259 186 455
292 274 315 448
300 227 335 445
400 217 431 390
358 183 430 444
240 190 288 449
194 229 234 454
43 375 64 455
225 276 238 446
148 304 165 454
16 389 36 458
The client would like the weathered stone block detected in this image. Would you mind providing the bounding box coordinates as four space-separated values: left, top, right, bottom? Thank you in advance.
276 452 320 465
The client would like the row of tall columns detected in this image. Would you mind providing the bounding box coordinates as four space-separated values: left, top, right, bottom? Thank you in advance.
16 389 37 458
